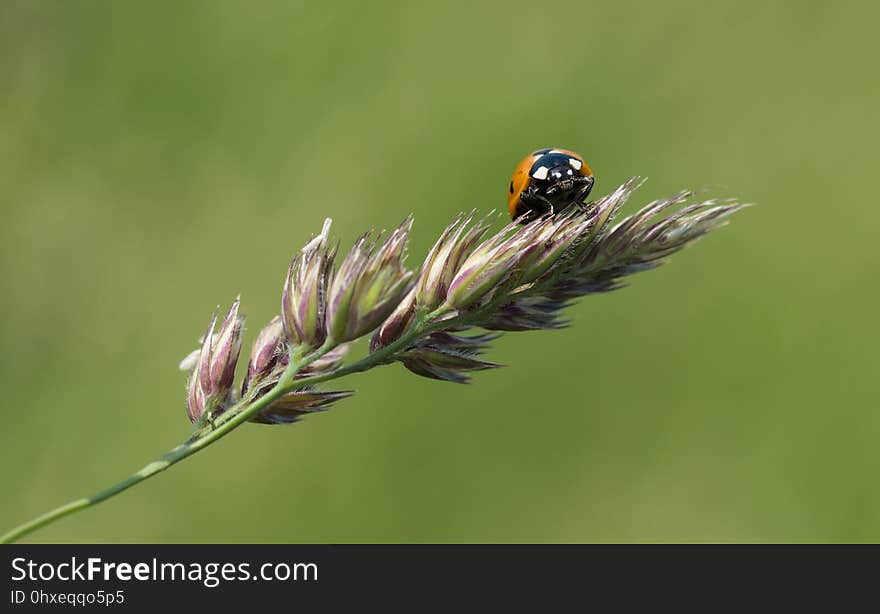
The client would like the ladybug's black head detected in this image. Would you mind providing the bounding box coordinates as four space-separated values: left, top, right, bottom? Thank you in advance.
523 151 594 215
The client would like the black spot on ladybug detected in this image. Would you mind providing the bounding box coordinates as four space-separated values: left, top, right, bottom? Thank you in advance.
509 181 514 194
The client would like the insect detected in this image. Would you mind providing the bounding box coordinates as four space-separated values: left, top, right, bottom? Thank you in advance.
507 148 594 221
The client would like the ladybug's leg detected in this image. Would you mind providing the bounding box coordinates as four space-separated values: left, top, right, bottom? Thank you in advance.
520 185 554 212
572 176 595 208
515 187 554 223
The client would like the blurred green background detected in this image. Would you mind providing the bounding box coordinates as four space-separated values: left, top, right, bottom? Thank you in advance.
2 1 878 543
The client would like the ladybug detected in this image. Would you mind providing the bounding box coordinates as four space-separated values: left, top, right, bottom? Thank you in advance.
507 148 594 221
